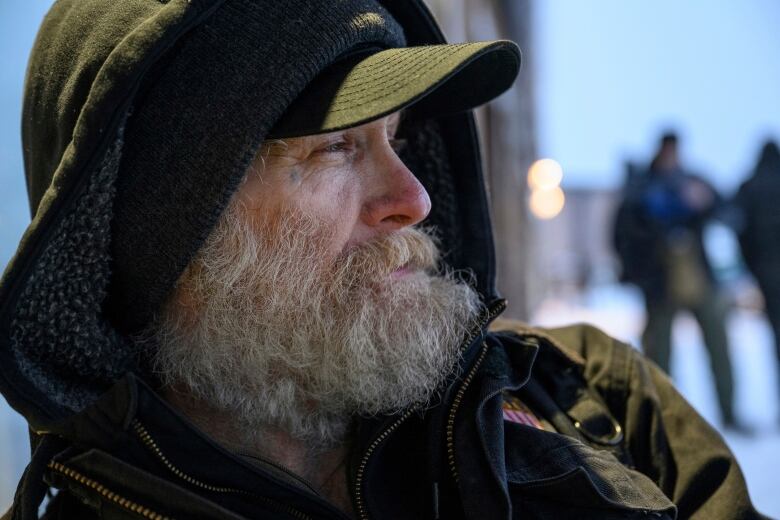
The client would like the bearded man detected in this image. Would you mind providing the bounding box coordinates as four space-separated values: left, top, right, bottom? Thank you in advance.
0 1 766 519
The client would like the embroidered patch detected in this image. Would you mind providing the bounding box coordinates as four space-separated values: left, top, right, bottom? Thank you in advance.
502 394 543 429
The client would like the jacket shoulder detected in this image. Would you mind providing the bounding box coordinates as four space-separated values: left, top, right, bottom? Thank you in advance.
489 318 645 407
489 318 633 364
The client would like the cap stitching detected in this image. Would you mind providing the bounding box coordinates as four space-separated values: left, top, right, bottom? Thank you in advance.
328 47 477 112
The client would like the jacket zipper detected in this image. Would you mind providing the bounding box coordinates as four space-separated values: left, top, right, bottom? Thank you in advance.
352 408 415 519
445 341 490 484
47 460 172 520
132 420 315 520
352 299 506 520
442 300 506 485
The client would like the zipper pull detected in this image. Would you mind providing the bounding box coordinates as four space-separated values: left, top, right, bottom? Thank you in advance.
432 481 440 519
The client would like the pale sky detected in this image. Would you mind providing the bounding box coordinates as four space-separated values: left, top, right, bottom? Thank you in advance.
534 0 780 190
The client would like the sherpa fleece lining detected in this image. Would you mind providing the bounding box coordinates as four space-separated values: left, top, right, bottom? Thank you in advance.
10 130 133 412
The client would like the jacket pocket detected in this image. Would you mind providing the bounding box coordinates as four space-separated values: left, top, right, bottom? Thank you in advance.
507 443 677 519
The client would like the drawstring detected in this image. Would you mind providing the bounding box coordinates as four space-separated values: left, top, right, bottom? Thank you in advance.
425 396 446 520
11 434 64 520
431 481 440 519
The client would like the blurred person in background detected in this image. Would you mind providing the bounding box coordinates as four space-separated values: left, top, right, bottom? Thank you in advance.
733 139 780 407
614 132 743 431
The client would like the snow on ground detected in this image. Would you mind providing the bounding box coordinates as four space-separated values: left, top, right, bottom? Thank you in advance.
532 283 780 518
2 284 778 516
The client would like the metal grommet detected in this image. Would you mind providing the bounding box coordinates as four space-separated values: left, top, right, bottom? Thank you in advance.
573 417 624 446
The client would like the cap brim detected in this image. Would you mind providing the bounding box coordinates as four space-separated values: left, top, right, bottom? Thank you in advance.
268 40 521 139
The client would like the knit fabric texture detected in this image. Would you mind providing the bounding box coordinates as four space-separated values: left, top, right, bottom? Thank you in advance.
11 131 133 411
110 0 406 332
398 119 462 267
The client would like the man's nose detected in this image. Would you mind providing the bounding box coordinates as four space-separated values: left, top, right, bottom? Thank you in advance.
362 150 431 231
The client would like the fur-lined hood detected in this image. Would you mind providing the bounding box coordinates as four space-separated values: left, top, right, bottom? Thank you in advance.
0 0 509 435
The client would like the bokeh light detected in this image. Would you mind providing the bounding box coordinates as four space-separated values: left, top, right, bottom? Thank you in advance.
527 158 563 190
529 185 565 219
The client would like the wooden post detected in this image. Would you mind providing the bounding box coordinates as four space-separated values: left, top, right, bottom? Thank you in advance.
424 0 537 319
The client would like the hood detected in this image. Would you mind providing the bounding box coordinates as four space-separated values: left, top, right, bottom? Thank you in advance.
0 0 507 433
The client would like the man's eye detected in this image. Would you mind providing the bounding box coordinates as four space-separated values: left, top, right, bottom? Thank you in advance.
318 141 351 154
389 138 408 154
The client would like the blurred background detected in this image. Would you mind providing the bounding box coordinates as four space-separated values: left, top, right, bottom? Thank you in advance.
2 0 780 516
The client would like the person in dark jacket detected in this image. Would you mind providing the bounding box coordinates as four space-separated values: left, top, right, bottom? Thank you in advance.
0 1 767 519
733 139 780 403
613 132 741 430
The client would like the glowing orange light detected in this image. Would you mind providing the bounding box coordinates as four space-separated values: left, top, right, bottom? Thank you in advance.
529 186 565 219
528 158 563 190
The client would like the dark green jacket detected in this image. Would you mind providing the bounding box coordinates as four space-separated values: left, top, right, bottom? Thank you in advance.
2 319 767 519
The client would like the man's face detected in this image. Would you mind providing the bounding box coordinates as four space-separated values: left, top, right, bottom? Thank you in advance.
235 112 431 263
152 112 481 447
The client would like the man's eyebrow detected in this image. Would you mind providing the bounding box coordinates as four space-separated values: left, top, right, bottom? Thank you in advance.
264 139 289 151
259 139 291 158
250 139 289 176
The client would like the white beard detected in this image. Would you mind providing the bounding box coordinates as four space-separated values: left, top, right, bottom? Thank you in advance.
149 204 481 448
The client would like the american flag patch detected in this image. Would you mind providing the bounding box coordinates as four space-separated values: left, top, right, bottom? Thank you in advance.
502 394 544 429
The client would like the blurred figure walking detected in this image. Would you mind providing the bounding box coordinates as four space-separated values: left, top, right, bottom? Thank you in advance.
733 140 780 404
614 132 741 429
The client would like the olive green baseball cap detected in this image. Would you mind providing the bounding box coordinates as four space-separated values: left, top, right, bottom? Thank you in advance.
268 40 521 138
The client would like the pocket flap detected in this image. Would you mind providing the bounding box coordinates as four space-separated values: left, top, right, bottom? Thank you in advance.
508 442 676 516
